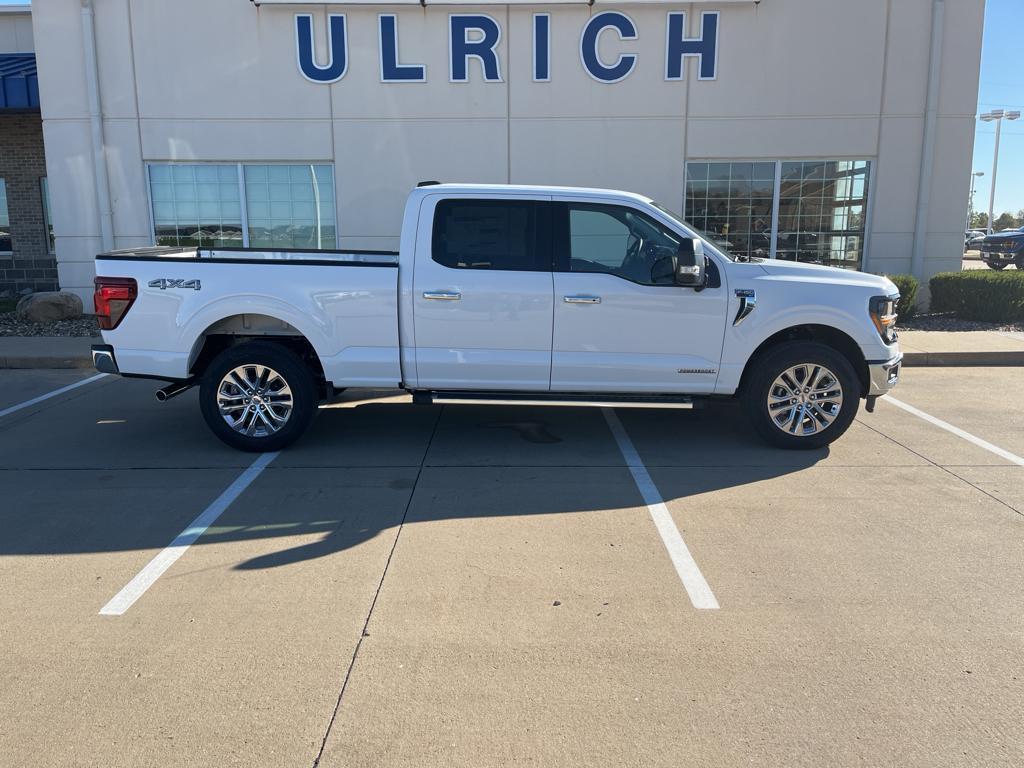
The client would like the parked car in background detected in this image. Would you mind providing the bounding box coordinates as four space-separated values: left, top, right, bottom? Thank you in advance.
965 230 987 249
979 226 1024 270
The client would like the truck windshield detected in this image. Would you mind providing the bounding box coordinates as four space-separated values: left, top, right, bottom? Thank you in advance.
649 202 740 262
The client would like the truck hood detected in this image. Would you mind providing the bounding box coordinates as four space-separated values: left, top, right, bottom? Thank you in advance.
757 259 897 294
982 231 1024 245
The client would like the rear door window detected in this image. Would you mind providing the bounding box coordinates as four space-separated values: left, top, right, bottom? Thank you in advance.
432 200 550 271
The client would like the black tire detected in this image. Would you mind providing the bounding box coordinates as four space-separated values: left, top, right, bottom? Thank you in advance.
1015 254 1024 271
986 260 1007 270
742 341 860 450
199 341 318 452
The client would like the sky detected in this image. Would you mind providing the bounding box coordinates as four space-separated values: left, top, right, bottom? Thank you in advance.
972 0 1024 219
6 0 1021 215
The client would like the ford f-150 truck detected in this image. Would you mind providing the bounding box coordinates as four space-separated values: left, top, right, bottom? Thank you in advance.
91 183 902 452
978 226 1024 270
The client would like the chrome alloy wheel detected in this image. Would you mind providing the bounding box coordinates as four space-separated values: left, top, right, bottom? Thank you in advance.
216 364 294 437
766 363 844 437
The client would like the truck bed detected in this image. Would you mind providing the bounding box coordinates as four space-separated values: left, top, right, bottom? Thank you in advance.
94 246 402 385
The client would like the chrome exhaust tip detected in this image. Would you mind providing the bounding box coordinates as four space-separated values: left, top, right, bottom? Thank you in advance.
155 379 194 402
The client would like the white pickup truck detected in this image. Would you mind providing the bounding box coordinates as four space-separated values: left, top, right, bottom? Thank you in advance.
91 183 902 451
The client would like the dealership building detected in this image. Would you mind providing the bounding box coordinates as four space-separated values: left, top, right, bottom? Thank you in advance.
4 0 985 305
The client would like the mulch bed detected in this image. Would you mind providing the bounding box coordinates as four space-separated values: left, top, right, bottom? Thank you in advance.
898 313 1024 334
0 312 101 338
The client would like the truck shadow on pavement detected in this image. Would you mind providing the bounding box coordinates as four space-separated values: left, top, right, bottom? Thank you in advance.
227 399 829 570
1 389 829 569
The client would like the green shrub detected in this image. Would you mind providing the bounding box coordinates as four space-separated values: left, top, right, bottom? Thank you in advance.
886 274 919 319
929 270 1024 323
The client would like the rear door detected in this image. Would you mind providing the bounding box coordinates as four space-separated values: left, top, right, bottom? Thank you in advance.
412 195 554 390
550 200 729 393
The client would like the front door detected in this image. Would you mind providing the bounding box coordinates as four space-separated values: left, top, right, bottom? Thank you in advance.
551 201 729 393
412 195 554 390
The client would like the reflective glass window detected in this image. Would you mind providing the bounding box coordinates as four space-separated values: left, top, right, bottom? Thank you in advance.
244 165 337 249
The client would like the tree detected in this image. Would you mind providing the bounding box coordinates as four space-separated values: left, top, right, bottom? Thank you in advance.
993 211 1019 231
970 211 989 230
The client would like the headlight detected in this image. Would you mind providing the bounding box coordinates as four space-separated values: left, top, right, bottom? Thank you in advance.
870 294 899 344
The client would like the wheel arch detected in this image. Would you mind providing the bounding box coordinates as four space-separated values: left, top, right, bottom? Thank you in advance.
187 313 328 389
737 324 869 398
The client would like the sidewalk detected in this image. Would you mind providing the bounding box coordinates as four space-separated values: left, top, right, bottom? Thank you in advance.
1 332 1023 370
898 330 1024 367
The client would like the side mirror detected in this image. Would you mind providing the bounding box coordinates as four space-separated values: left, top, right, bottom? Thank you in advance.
675 238 707 288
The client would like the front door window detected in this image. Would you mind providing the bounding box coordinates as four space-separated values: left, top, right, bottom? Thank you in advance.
566 203 682 285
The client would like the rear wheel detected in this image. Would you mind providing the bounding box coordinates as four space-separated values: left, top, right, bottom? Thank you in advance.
743 341 860 450
199 342 318 452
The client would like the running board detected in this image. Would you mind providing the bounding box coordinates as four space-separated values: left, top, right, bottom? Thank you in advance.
414 391 695 410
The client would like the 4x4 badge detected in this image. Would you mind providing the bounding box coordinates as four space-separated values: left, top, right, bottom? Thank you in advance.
148 278 201 291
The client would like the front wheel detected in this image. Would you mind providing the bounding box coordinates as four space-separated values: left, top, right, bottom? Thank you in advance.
199 342 318 452
743 342 860 450
986 260 1008 271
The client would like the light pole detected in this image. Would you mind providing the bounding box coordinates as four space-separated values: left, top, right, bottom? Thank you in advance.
968 170 984 230
979 109 1021 233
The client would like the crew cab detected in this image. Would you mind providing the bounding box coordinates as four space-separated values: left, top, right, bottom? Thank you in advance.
979 226 1024 270
91 183 902 451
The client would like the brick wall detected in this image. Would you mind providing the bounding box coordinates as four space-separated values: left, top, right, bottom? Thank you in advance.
0 112 57 296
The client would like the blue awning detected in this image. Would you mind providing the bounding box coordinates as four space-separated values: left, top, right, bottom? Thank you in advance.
0 54 39 110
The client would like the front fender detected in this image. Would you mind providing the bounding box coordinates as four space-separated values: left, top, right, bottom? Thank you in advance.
716 292 888 395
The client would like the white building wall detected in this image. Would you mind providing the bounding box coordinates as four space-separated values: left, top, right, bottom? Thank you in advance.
31 0 985 307
0 8 34 53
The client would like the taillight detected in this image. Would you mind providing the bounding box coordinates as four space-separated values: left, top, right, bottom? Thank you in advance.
94 277 137 330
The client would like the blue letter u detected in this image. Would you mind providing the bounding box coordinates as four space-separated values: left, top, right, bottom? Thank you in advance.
296 14 348 84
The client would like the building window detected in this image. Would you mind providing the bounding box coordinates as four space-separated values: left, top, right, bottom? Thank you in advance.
685 159 872 269
148 163 337 250
243 165 336 249
150 164 243 248
0 179 11 254
776 161 870 269
40 177 55 254
685 162 776 261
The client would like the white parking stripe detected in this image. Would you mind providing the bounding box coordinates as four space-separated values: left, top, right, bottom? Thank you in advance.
602 408 719 610
0 373 108 419
883 396 1024 467
100 451 279 616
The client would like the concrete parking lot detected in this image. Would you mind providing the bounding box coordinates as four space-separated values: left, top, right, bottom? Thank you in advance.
1 367 1022 767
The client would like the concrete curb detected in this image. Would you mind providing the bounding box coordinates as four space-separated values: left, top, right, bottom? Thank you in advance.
0 336 97 370
901 351 1024 367
0 354 95 370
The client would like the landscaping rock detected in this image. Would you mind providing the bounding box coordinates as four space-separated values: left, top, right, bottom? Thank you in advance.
15 292 84 322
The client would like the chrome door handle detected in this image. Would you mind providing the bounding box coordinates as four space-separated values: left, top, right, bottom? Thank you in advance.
423 291 461 301
563 295 601 304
